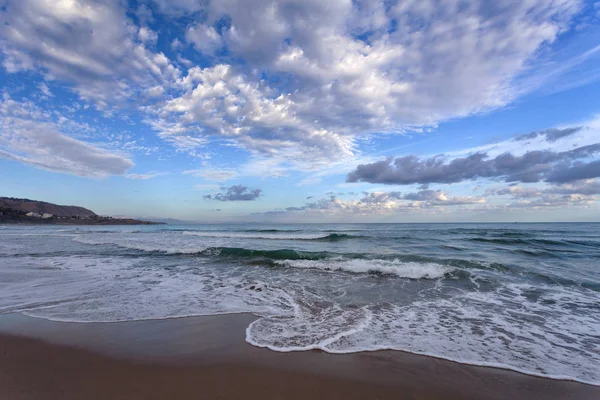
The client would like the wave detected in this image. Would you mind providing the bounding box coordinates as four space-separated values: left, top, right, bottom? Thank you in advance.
469 237 530 245
469 237 576 247
312 233 358 241
182 231 357 241
72 236 203 254
73 235 586 286
200 247 453 279
565 239 600 248
198 247 334 261
72 234 514 275
492 231 532 238
324 229 365 232
274 259 453 279
243 229 303 233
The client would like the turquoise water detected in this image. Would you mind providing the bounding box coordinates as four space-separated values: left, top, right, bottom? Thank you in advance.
0 223 599 384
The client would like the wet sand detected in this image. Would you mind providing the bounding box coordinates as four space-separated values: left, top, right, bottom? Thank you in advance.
0 313 598 400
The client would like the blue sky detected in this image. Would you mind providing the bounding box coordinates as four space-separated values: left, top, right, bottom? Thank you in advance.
1 0 600 222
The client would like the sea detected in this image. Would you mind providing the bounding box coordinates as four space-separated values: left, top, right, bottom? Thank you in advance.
0 223 598 385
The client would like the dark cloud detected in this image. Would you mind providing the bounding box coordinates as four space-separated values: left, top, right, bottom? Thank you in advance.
515 127 582 142
360 191 403 203
543 128 582 142
546 180 600 195
204 185 262 201
347 143 600 185
285 206 308 211
545 160 600 183
403 190 440 201
486 179 600 202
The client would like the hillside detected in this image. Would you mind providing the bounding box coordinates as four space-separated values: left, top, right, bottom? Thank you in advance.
0 197 97 217
0 197 163 225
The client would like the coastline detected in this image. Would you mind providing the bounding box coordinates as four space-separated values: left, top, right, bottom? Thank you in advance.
1 313 598 400
0 219 163 225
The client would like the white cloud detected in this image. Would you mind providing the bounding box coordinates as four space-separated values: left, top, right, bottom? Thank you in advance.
1 0 593 173
125 171 168 180
0 0 180 108
186 24 223 55
38 82 53 98
146 0 585 168
445 122 600 160
279 189 487 216
138 26 158 45
0 95 134 177
183 168 239 181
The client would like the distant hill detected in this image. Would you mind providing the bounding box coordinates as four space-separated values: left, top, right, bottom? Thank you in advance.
0 197 97 217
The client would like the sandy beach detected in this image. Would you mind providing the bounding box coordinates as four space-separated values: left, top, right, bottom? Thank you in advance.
1 313 598 400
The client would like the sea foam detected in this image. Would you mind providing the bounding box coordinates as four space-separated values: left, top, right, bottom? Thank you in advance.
274 258 452 279
1 223 599 386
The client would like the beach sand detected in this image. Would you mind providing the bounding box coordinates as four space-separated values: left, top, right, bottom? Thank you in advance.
0 313 597 400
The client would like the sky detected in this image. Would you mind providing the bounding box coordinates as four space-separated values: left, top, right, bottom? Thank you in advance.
1 0 600 223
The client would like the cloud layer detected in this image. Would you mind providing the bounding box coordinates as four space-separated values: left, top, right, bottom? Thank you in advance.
0 0 180 108
204 185 263 201
0 95 134 177
0 0 588 167
347 128 600 185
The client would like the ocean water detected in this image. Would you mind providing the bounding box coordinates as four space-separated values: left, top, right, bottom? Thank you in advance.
0 223 599 384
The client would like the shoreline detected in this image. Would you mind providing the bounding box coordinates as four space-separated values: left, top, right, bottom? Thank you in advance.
1 313 598 400
0 220 163 225
6 312 598 387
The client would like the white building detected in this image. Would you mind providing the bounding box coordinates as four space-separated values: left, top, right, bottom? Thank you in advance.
41 213 53 219
26 212 42 218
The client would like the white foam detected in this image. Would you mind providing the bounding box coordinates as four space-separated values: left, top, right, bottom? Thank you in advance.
182 231 333 240
0 254 292 323
2 229 600 386
72 235 209 254
274 259 453 279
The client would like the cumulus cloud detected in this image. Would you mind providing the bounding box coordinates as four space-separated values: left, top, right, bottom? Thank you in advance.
277 189 486 216
347 128 600 185
38 82 53 98
204 185 262 201
186 23 223 55
147 64 356 167
1 0 594 172
0 0 180 108
400 190 486 206
485 179 600 209
0 96 134 177
545 160 600 183
146 0 584 165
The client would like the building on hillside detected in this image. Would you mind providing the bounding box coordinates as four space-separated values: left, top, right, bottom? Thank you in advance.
26 212 42 218
41 213 53 219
